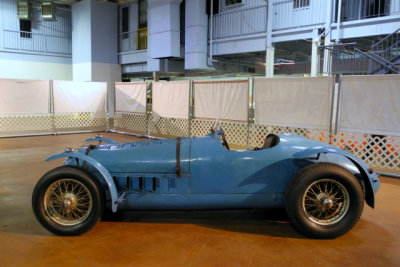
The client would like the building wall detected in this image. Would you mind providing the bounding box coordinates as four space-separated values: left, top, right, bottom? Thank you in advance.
218 0 267 13
117 0 400 75
0 0 72 80
0 52 72 80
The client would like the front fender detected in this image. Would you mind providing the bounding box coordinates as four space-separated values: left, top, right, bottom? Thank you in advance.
294 147 380 208
46 152 119 212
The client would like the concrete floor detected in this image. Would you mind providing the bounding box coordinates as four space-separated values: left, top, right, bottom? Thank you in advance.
0 132 399 267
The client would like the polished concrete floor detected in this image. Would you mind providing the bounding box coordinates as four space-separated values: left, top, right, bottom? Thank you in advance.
0 133 399 267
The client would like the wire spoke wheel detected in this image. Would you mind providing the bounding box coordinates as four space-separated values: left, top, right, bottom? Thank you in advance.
302 179 350 225
44 178 93 226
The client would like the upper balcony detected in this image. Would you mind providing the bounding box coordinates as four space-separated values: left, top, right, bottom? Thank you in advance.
119 27 148 53
212 0 400 41
0 0 72 57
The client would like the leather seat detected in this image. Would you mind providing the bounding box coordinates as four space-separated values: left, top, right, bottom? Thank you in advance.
262 134 280 149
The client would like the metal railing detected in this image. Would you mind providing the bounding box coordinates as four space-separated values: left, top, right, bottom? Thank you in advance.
136 27 147 50
119 28 147 52
337 0 400 22
370 27 400 73
272 0 327 31
3 30 72 56
320 43 400 75
212 5 267 40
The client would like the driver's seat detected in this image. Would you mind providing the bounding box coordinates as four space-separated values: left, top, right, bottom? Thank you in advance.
262 134 280 149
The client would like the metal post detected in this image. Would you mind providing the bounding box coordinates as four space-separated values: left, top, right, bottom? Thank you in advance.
336 0 343 43
329 75 339 144
145 80 152 135
334 75 341 136
246 77 255 149
265 0 274 77
209 0 214 63
188 79 194 137
49 80 56 134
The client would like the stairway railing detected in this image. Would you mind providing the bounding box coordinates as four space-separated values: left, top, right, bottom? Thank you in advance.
320 43 400 75
370 27 400 68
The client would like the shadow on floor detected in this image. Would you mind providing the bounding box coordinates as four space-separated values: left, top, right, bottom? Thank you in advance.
101 208 305 239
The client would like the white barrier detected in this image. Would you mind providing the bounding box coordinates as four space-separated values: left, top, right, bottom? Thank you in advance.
115 82 147 114
338 75 400 136
0 79 50 114
193 80 248 122
254 77 334 129
0 79 108 135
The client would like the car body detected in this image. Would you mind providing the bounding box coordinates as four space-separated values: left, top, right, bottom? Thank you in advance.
32 129 380 238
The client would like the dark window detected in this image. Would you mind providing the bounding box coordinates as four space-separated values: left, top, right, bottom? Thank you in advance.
20 20 32 38
122 6 129 39
225 0 242 6
180 1 185 45
139 0 148 28
293 0 310 9
206 0 219 15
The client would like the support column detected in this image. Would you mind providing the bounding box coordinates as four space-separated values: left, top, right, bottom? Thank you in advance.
323 39 333 76
323 0 334 76
265 47 275 78
265 0 274 78
147 0 182 59
311 29 321 77
71 0 121 117
185 0 208 69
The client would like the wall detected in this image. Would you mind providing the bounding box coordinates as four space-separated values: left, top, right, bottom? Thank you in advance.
0 0 72 80
71 0 120 81
0 52 72 80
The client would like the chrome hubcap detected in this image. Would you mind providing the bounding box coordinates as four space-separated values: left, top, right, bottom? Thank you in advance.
44 179 93 226
303 179 350 225
322 198 333 210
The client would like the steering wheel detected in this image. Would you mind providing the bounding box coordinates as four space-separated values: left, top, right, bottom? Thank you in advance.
221 130 230 150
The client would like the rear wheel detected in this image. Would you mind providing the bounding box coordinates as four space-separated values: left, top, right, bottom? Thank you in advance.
32 166 104 236
285 163 364 238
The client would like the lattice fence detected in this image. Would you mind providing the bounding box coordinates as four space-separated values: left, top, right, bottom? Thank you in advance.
249 124 330 147
148 115 189 138
191 119 249 148
54 112 107 132
0 114 53 136
113 112 147 134
331 132 400 172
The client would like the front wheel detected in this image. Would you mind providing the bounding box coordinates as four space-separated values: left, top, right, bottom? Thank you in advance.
32 166 104 236
285 163 364 239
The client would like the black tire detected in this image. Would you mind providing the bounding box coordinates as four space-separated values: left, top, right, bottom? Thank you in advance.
32 166 104 236
285 163 364 239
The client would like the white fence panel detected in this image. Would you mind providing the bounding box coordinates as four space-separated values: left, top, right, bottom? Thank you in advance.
254 77 334 129
152 81 190 119
0 79 49 114
194 80 248 122
53 81 107 113
115 82 147 114
338 75 400 136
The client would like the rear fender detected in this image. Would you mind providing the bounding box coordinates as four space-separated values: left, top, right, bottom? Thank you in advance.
294 148 376 208
46 152 119 212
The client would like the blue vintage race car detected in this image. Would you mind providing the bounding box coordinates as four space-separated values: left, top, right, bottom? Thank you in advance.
32 127 380 238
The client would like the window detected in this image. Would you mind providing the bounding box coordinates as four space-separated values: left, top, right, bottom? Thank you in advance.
225 0 242 6
138 0 148 28
19 20 32 38
206 0 219 15
122 7 129 39
293 0 310 9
